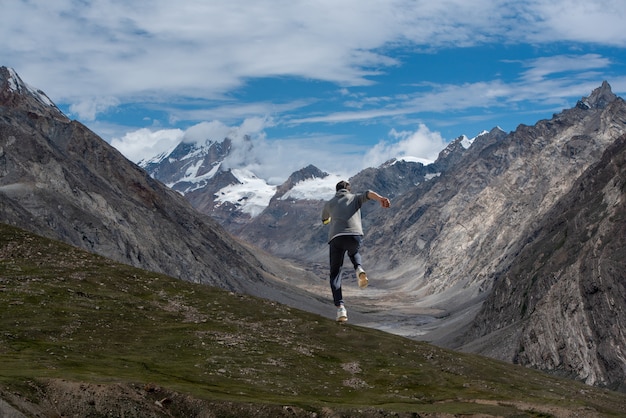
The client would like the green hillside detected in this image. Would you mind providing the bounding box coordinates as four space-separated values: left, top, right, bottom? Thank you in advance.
1 223 624 417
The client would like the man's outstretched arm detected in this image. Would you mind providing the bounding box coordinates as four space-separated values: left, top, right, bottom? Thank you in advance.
367 191 391 208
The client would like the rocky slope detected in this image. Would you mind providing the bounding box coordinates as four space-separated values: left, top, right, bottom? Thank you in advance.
361 81 626 388
0 66 323 309
459 132 626 390
375 81 625 288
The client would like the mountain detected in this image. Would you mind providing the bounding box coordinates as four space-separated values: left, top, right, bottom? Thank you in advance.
145 79 626 389
459 132 626 391
0 66 325 312
141 133 278 229
141 80 626 389
140 136 237 194
363 80 626 388
142 130 489 263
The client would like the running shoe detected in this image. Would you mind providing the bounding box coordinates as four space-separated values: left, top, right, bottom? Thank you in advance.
356 266 368 289
336 305 348 322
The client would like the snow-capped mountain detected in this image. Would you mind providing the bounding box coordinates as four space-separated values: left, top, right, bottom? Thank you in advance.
1 66 66 120
139 126 504 270
140 127 498 229
139 134 280 218
140 136 235 193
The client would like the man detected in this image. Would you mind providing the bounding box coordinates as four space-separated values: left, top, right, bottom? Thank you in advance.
321 180 391 322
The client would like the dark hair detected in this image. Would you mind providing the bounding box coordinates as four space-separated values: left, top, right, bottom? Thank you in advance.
336 180 350 191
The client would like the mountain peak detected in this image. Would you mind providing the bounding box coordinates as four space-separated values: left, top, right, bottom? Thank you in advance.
0 66 68 120
577 80 617 110
273 164 328 199
287 164 327 183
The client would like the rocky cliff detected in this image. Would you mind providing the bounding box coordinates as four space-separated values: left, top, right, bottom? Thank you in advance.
371 81 625 294
361 81 626 388
460 132 626 390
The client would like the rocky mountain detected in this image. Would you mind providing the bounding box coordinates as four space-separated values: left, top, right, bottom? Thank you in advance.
0 66 324 311
373 81 623 289
141 133 278 230
142 130 488 263
140 136 237 194
364 80 626 388
460 132 626 391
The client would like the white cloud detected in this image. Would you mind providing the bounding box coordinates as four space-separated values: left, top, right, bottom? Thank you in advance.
110 128 183 164
182 121 233 145
526 0 626 46
365 124 447 167
518 54 612 83
69 96 120 121
5 0 625 110
3 0 625 178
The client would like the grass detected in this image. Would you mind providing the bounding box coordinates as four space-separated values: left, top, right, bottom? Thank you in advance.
1 222 625 417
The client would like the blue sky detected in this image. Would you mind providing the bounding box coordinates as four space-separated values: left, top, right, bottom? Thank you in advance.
3 0 626 183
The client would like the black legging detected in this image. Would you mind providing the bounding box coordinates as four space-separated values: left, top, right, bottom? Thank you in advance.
328 235 363 306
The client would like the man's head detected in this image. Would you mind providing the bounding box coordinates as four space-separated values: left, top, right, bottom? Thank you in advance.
336 180 351 191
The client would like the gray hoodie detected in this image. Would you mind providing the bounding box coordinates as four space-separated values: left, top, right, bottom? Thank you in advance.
321 189 371 242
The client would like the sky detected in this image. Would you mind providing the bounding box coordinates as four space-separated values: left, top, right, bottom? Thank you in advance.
2 0 626 183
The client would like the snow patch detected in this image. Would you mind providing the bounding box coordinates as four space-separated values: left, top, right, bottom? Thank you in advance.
395 156 433 165
166 162 221 193
280 174 343 201
6 67 56 108
461 130 490 149
214 169 276 217
460 135 473 149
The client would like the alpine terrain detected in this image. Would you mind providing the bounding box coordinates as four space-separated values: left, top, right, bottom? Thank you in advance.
0 66 329 315
2 65 626 393
143 78 626 391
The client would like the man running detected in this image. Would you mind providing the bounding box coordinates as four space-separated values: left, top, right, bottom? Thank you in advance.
321 180 391 322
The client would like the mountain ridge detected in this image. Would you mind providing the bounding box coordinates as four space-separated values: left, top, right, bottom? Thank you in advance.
459 132 626 390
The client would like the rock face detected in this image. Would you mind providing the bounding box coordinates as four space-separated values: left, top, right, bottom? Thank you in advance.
461 133 626 390
0 66 273 294
367 81 626 389
370 81 625 295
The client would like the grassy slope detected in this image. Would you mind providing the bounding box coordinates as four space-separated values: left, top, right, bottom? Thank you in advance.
1 223 625 417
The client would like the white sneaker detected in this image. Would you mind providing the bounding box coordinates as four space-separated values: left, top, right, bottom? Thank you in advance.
336 305 348 322
356 266 368 289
